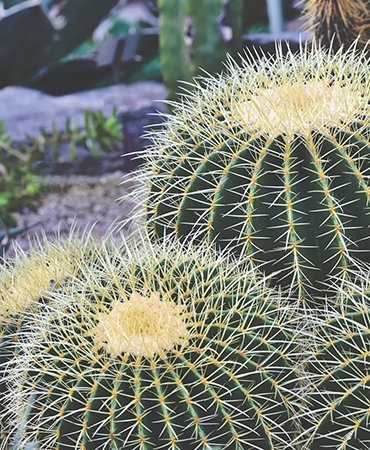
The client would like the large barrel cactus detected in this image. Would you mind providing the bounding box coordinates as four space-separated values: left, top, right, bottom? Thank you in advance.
4 237 300 449
142 44 370 300
304 273 370 448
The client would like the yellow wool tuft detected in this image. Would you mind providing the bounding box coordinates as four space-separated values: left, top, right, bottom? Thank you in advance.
236 78 365 137
92 292 190 358
1 260 71 315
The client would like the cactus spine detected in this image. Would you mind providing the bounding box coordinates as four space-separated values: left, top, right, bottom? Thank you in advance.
141 44 370 301
158 0 243 100
4 237 300 449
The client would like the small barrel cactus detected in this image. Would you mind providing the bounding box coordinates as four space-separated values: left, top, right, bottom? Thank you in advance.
5 237 300 449
303 273 370 448
140 44 370 301
0 230 100 441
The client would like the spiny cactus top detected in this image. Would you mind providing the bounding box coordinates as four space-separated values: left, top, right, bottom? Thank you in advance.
5 237 300 450
303 272 370 449
141 44 370 301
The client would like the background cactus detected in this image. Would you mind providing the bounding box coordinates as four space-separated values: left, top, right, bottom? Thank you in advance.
4 237 300 449
302 0 370 53
303 272 370 448
139 44 370 301
158 0 243 101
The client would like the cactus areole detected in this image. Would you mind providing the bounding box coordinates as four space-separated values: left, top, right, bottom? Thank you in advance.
145 44 370 300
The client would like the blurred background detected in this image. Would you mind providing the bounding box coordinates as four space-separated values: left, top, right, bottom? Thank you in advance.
0 0 308 255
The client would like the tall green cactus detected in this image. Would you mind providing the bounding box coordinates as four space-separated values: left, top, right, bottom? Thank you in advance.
158 0 191 101
158 0 243 101
140 43 370 302
3 236 300 449
303 274 370 448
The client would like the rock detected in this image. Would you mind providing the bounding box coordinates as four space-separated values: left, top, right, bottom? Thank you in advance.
0 82 166 140
119 104 167 171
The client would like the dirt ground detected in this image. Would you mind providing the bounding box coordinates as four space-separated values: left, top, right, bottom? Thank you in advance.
8 171 141 256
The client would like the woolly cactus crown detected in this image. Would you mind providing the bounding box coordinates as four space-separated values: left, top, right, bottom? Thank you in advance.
150 42 369 142
141 43 370 300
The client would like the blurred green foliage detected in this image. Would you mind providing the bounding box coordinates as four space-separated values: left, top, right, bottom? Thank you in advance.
0 123 40 227
0 110 123 227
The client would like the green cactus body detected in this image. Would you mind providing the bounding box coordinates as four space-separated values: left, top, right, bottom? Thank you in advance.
158 0 191 101
304 285 370 448
187 0 225 74
6 238 299 449
143 45 370 300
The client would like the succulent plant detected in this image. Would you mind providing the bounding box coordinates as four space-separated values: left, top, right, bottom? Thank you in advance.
301 0 370 53
4 237 300 449
302 271 370 448
0 229 100 441
139 43 370 302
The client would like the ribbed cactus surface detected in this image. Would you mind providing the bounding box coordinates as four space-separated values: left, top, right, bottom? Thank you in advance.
304 278 370 448
5 238 299 449
143 45 370 300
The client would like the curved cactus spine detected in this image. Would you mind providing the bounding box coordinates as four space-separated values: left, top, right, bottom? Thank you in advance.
302 0 370 53
138 44 370 302
303 272 370 448
4 237 300 449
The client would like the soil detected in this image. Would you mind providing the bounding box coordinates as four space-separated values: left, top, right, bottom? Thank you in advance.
8 171 140 256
